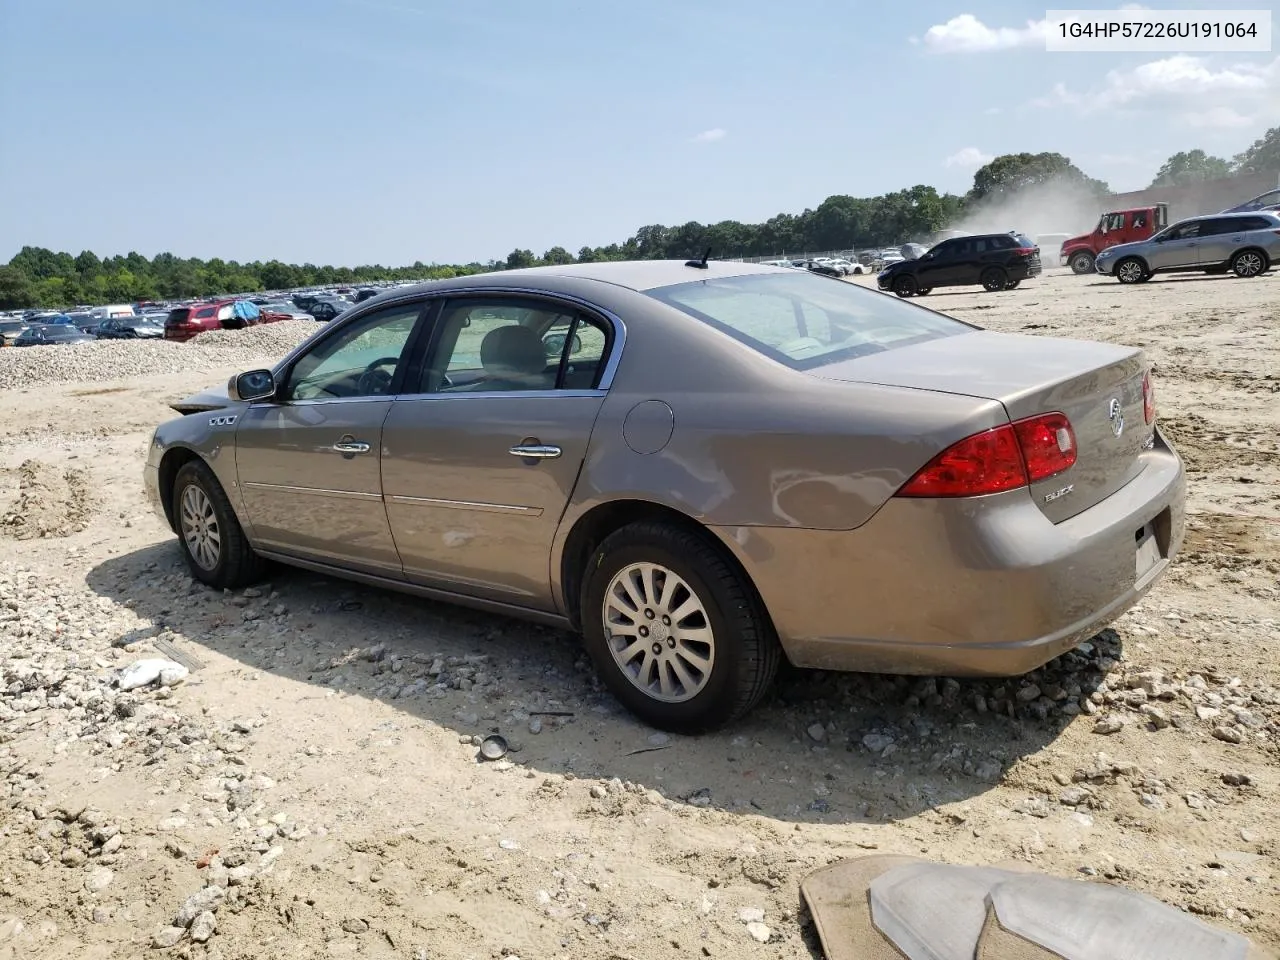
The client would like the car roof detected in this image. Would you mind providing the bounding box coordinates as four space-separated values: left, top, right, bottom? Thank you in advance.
1186 210 1278 222
393 259 790 299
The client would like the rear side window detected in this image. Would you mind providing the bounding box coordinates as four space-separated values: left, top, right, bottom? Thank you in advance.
194 308 215 319
645 272 970 371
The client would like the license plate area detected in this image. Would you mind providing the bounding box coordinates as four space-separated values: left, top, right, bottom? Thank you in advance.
1135 521 1161 580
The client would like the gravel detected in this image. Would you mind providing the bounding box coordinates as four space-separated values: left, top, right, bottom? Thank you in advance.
0 320 318 389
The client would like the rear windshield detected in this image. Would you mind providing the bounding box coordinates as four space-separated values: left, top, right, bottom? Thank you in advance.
645 272 970 370
166 308 192 323
1012 233 1036 248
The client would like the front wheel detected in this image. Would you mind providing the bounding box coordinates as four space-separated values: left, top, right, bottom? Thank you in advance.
1069 252 1095 275
1115 258 1147 284
173 460 266 589
1230 248 1268 278
580 521 781 732
981 267 1008 292
892 276 918 298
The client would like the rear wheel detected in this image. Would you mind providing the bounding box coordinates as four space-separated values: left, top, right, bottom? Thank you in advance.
580 521 781 732
173 460 266 589
1115 258 1147 284
981 267 1008 292
892 276 917 298
1069 252 1095 274
1004 279 1021 290
1230 248 1268 278
915 287 932 296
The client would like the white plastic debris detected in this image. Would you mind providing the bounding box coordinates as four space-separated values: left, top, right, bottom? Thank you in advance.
117 658 190 691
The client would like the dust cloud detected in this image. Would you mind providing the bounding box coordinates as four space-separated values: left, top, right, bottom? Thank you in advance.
943 181 1111 242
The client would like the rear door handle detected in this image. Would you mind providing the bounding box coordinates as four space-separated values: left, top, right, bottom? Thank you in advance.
509 443 562 460
332 440 371 454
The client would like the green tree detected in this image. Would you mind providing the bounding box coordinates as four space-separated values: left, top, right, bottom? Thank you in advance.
969 152 1110 203
541 246 575 265
1232 126 1280 173
0 266 38 309
1149 149 1231 187
505 248 537 270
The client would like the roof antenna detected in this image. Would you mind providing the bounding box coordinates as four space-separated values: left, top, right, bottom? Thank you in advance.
685 247 712 269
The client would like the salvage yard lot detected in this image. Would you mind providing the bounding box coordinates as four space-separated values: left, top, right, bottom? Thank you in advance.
0 269 1277 959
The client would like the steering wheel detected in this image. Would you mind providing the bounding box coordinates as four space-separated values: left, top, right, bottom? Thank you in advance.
356 357 398 395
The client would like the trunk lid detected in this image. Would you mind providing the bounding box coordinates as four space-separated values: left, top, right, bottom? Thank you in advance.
812 330 1152 522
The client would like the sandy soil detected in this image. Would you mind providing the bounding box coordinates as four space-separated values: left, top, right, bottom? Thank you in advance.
0 269 1277 960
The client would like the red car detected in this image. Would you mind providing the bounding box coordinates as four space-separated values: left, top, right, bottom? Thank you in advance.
163 301 239 342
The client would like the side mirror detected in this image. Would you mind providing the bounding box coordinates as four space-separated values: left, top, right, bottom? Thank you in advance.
543 332 582 357
229 369 276 402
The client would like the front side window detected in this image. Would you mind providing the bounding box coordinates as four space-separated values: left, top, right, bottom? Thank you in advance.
420 298 610 394
284 302 423 401
647 271 969 370
1166 222 1202 241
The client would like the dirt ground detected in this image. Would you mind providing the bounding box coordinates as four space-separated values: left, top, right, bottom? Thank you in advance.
1 269 1277 960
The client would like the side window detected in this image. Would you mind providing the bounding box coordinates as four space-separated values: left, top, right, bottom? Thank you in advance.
1196 219 1231 237
422 298 609 394
284 302 423 401
1170 223 1201 241
930 241 953 259
194 307 214 320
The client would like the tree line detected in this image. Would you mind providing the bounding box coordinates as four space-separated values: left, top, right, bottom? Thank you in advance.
3 129 1277 311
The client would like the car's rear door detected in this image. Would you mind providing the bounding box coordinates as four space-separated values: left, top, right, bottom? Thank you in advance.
380 295 613 611
233 299 431 576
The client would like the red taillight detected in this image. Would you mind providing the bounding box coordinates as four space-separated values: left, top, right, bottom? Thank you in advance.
1142 370 1155 424
897 413 1076 498
1014 246 1038 256
1013 413 1077 482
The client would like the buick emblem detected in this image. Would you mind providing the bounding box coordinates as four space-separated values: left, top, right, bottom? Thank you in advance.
1107 398 1124 437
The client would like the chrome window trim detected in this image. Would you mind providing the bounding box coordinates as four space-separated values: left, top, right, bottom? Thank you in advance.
393 388 606 403
386 495 543 517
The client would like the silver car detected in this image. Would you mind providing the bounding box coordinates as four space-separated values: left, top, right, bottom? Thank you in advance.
144 261 1184 732
1095 211 1280 283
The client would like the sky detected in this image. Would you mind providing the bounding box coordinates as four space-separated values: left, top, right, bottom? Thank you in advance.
1 0 1277 266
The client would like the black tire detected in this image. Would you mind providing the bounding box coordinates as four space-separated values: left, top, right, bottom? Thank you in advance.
1115 258 1147 284
173 460 266 589
915 287 933 296
1004 279 1021 290
1069 252 1095 274
892 275 917 298
1230 248 1268 278
579 521 781 732
981 267 1008 292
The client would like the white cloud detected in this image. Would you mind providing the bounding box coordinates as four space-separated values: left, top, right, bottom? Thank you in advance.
1183 106 1256 129
984 106 1002 115
920 14 1047 53
944 146 994 169
1035 55 1279 113
691 128 726 144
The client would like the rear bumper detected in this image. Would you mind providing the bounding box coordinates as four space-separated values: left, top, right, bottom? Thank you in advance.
710 427 1186 677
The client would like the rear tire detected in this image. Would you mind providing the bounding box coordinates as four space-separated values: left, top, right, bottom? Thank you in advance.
1230 248 1268 278
1069 252 1095 274
915 287 932 296
981 267 1008 292
173 460 267 589
580 521 781 733
892 276 917 298
1115 258 1147 284
1004 279 1021 290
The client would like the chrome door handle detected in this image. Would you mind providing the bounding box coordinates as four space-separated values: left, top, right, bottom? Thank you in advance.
332 440 371 454
509 444 562 460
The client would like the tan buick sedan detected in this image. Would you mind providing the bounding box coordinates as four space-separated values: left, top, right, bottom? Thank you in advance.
145 260 1185 731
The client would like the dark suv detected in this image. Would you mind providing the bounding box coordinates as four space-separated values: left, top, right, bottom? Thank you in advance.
877 232 1042 297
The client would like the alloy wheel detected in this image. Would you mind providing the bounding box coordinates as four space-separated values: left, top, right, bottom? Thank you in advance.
602 562 716 703
1234 251 1264 277
180 484 221 571
1117 260 1146 284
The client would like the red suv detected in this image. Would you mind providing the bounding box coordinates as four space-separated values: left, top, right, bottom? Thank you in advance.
164 301 238 342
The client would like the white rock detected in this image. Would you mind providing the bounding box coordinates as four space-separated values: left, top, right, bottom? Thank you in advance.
84 867 113 892
746 921 771 943
189 911 216 943
738 907 765 923
116 659 189 691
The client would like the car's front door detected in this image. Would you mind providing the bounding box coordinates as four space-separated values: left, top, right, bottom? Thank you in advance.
233 300 429 576
380 296 613 610
914 240 962 287
1148 221 1202 270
